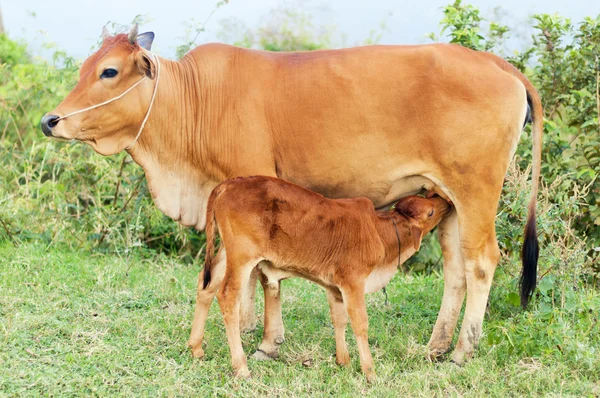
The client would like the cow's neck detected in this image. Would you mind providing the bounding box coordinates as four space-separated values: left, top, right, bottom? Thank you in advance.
126 57 225 230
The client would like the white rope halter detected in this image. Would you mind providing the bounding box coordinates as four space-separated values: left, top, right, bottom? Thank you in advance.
56 52 161 150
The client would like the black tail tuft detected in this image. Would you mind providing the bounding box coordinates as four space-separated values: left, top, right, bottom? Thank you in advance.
520 214 539 308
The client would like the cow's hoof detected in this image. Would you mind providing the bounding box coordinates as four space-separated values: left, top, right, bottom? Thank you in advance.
251 349 276 361
450 347 473 366
449 355 466 366
427 348 449 362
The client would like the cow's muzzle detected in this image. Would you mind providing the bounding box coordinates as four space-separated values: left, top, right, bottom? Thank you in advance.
40 114 60 137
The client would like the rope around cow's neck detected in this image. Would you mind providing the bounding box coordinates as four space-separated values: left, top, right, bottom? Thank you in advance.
56 52 160 150
382 218 402 306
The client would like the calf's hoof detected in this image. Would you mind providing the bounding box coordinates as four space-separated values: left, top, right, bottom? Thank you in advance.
335 352 350 366
364 369 376 383
234 367 251 379
188 343 205 359
190 347 204 358
241 324 257 333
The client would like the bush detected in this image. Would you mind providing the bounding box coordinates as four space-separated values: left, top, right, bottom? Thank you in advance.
0 36 202 260
0 34 29 66
0 2 598 274
429 0 600 265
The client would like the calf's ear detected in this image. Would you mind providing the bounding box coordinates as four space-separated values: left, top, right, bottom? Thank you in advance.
411 226 423 251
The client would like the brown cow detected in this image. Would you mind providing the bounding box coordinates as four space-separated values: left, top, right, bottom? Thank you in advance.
197 176 451 380
41 25 541 364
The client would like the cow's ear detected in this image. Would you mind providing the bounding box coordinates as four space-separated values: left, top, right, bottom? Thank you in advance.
137 32 155 51
135 50 156 79
411 226 423 251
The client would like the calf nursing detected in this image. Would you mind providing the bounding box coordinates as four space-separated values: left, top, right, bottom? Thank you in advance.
191 176 450 380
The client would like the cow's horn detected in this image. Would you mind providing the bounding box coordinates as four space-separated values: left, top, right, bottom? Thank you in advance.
101 26 110 40
128 24 139 44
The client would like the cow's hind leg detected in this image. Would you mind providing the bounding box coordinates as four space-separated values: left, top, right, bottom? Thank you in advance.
188 249 227 358
450 193 502 365
427 210 466 359
253 270 285 360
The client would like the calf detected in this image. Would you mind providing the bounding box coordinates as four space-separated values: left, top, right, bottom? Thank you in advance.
191 176 450 381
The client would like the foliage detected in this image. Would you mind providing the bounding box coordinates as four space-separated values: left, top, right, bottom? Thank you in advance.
0 3 598 271
0 37 202 261
426 0 510 52
0 34 29 66
430 2 600 259
217 6 336 51
524 14 600 249
175 1 230 59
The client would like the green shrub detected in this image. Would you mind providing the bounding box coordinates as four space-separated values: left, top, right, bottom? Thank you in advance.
1 3 598 273
0 35 201 260
0 34 29 66
429 1 600 262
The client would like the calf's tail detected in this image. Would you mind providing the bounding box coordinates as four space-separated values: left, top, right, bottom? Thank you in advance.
202 184 226 289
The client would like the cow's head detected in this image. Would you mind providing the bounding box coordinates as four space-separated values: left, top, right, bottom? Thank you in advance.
394 195 451 250
41 25 156 155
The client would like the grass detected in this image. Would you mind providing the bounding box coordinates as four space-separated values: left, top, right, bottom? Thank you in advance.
1 243 599 397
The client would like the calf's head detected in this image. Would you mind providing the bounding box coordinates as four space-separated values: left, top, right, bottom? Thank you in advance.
394 195 451 251
40 25 156 155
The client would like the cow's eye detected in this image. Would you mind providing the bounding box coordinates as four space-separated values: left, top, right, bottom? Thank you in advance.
428 209 434 217
100 68 118 79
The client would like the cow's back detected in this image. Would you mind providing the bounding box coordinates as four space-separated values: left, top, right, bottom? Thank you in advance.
188 43 527 208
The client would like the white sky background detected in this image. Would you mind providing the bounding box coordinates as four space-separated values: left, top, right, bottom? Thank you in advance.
2 0 596 61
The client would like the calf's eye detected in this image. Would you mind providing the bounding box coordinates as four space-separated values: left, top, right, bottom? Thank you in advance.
428 209 434 217
100 68 118 79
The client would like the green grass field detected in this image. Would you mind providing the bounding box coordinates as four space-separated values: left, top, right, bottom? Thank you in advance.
1 243 599 397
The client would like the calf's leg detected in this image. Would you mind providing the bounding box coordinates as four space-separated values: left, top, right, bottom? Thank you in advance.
427 210 466 359
326 290 350 366
188 249 227 358
217 254 258 378
253 270 285 360
239 268 258 332
342 284 375 382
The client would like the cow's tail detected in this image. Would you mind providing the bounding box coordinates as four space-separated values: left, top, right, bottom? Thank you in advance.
202 183 226 289
490 55 542 308
520 85 542 308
